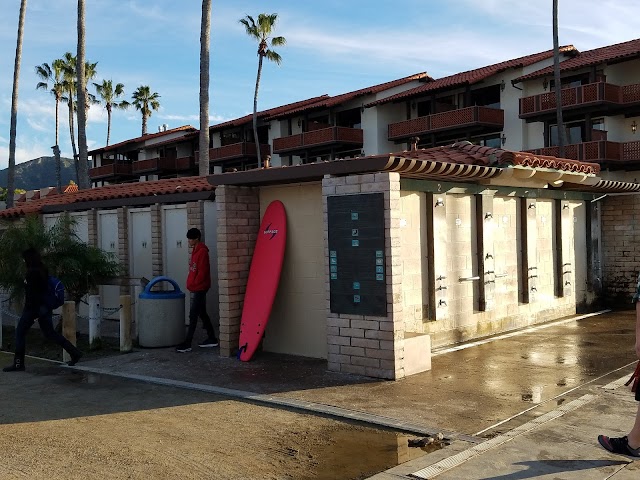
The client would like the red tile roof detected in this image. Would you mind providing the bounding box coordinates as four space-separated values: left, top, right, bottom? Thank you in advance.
266 73 430 119
367 47 578 107
390 142 599 174
0 177 214 219
209 96 329 131
89 125 197 155
514 38 640 83
64 183 78 193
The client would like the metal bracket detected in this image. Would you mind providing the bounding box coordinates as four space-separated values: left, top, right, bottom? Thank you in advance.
459 276 480 282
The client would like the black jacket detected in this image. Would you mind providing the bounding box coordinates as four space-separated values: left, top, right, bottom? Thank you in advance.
24 266 48 311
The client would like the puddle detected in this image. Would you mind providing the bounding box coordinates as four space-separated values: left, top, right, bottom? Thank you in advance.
277 427 447 480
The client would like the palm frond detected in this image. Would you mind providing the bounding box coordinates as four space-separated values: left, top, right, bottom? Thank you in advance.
271 36 286 47
266 50 282 65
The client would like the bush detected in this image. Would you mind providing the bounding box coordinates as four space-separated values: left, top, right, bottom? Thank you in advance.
0 214 121 305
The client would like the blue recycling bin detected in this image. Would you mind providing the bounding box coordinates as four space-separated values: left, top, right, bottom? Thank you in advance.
137 276 186 347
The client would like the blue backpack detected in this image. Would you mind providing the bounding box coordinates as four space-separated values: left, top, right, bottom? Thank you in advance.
46 276 65 309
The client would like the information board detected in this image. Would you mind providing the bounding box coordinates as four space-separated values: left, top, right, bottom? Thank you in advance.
327 193 387 316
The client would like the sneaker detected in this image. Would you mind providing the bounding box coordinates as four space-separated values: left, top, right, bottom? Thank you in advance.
68 351 82 366
175 343 192 353
2 363 25 372
598 435 640 457
199 337 219 348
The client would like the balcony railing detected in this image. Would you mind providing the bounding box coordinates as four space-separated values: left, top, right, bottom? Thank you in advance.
89 162 133 179
388 106 504 141
526 140 640 163
131 156 195 174
273 126 363 154
519 82 640 117
208 142 270 162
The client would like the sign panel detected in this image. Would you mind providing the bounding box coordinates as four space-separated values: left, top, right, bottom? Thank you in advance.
327 193 387 316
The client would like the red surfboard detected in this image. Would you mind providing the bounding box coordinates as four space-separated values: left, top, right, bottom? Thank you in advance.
238 200 287 361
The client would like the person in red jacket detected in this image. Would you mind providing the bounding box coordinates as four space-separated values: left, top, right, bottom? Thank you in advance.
176 228 218 352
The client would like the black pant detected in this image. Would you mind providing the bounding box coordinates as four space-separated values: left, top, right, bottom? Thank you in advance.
184 291 216 345
15 305 80 358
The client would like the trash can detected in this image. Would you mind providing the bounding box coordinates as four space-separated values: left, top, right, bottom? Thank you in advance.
137 276 186 348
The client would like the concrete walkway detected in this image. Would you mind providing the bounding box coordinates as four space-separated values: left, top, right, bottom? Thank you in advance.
368 375 640 479
5 308 640 478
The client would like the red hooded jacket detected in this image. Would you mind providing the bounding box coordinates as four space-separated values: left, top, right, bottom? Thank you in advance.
186 242 211 292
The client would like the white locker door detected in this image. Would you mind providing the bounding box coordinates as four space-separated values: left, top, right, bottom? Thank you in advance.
98 211 120 319
129 209 153 282
43 214 61 230
163 206 190 321
70 212 89 243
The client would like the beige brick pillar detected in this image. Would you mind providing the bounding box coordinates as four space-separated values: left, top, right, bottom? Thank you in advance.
216 185 260 357
151 204 163 277
186 201 205 236
323 172 408 380
117 207 130 295
87 208 98 247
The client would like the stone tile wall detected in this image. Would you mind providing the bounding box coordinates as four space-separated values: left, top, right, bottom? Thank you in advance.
216 185 260 357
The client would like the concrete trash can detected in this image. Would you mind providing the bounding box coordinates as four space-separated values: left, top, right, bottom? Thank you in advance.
137 276 186 348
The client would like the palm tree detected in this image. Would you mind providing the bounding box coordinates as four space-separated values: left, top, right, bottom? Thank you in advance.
60 51 97 185
35 59 66 192
76 0 91 190
60 52 79 180
94 80 130 146
199 0 211 177
132 86 161 136
7 0 27 209
239 13 286 168
552 0 566 158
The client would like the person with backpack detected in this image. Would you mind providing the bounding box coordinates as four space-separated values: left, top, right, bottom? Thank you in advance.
3 247 82 372
597 273 640 457
175 228 218 352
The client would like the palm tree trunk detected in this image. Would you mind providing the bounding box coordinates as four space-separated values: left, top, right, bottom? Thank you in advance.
142 113 147 136
198 0 211 177
76 0 90 190
68 100 79 183
106 105 112 146
55 99 61 192
553 0 566 158
7 0 27 209
253 55 264 168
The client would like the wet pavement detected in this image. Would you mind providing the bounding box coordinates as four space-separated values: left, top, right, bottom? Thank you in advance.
2 308 639 479
65 309 638 437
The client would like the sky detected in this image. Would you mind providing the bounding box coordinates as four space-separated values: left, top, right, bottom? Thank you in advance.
0 0 639 170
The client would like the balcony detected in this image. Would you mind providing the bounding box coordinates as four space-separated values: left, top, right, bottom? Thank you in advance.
273 126 363 154
89 162 134 181
388 106 504 141
526 140 640 164
519 82 640 120
208 142 270 163
131 156 195 174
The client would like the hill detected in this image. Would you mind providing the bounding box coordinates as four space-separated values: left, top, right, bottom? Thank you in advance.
0 156 76 191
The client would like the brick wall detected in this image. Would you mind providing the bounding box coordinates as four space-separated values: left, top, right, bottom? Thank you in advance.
87 209 98 247
601 194 640 304
216 185 260 357
117 207 130 295
151 204 163 277
322 172 405 380
186 201 205 237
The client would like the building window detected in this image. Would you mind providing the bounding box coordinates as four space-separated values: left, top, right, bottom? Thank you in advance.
471 134 501 149
549 118 605 146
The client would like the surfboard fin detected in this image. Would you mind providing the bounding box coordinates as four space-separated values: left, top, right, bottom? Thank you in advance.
237 343 248 360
